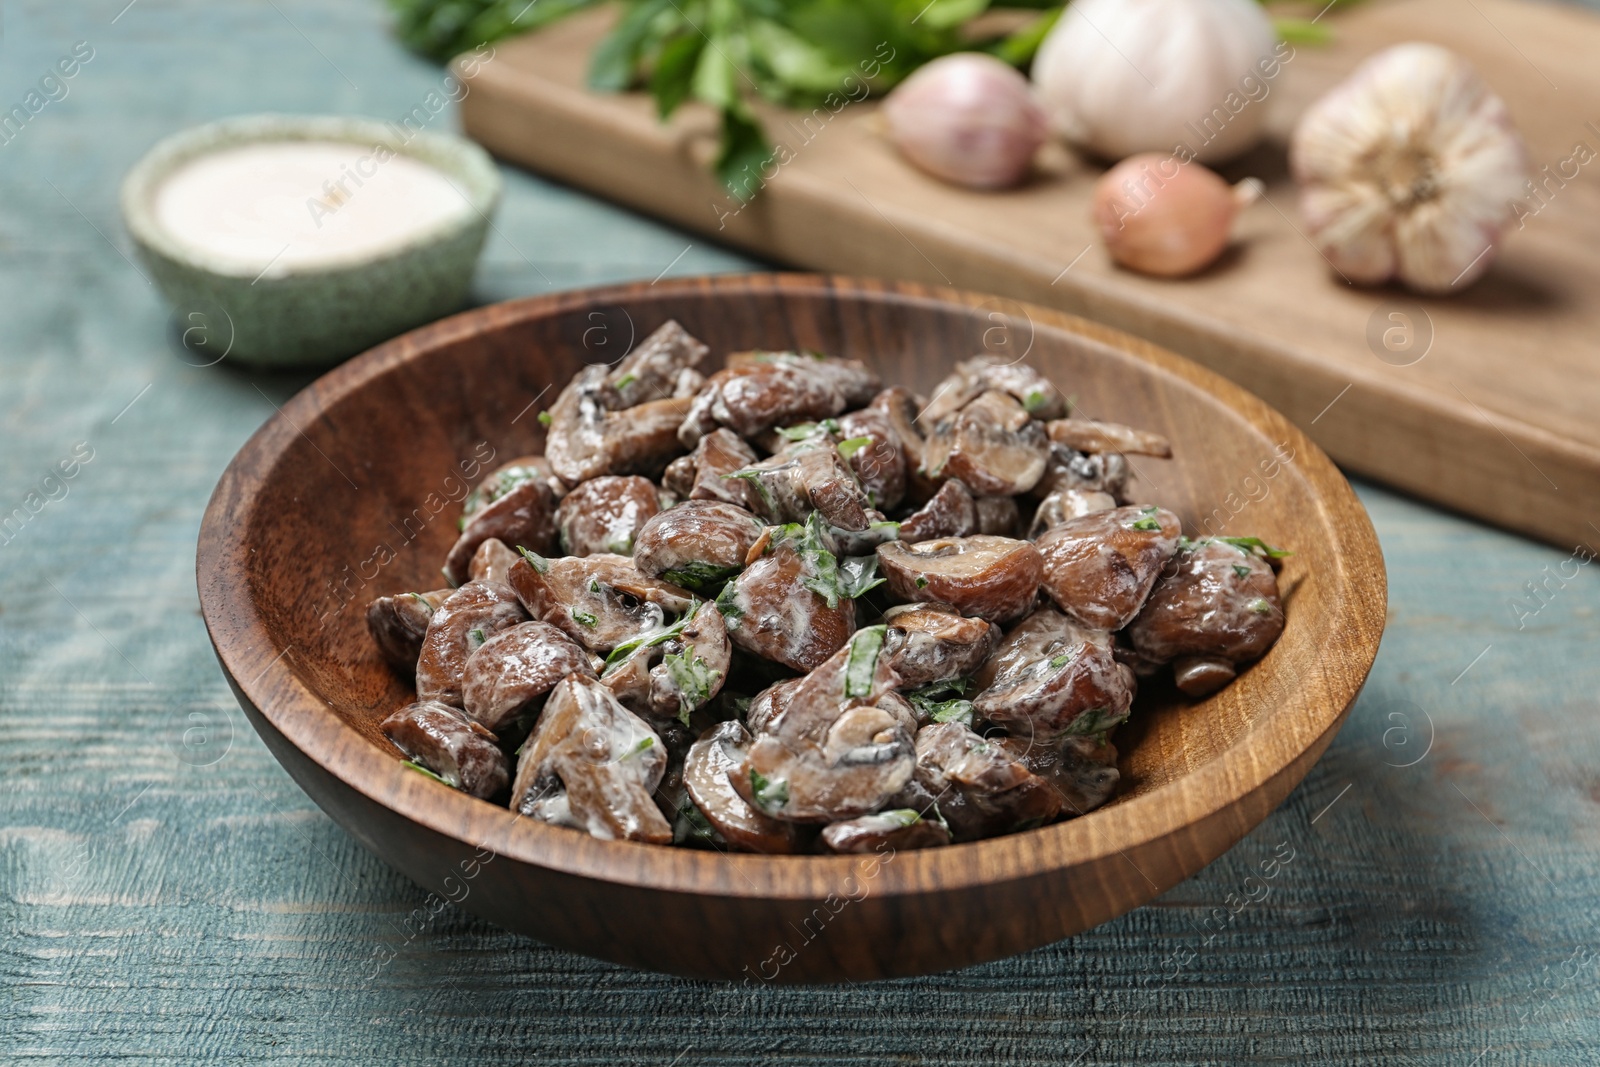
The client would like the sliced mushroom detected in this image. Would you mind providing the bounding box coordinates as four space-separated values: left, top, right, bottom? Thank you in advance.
724 436 874 532
545 362 692 483
1032 444 1129 502
414 581 529 706
382 700 510 800
877 535 1044 625
736 626 915 823
869 386 934 495
683 721 804 853
718 521 856 672
507 552 694 653
1126 538 1286 681
607 319 710 408
897 478 977 542
683 427 760 507
974 494 1020 537
555 475 661 557
444 475 560 585
1171 655 1238 697
998 734 1120 819
971 606 1135 741
881 604 999 689
820 808 951 853
460 621 597 731
1036 505 1182 631
1047 417 1173 458
510 674 672 843
648 604 732 722
367 589 451 677
468 538 522 585
837 407 907 512
745 677 804 735
463 456 567 521
901 721 1061 842
677 362 843 448
921 355 1068 425
632 500 765 593
1026 488 1118 539
725 350 881 408
921 390 1049 496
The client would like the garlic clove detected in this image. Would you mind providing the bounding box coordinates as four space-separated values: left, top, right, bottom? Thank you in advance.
1092 153 1253 277
1290 42 1529 293
1032 0 1280 165
881 52 1048 190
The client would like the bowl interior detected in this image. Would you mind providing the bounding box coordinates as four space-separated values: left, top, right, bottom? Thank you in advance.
205 274 1383 898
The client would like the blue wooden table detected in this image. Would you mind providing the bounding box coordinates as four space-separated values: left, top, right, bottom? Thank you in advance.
3 2 1597 1063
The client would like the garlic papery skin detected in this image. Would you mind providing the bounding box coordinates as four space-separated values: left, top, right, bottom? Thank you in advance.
881 53 1048 190
1092 153 1259 277
1032 0 1279 165
1289 42 1529 293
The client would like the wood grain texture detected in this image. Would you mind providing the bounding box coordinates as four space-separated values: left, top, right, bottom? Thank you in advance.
458 0 1600 554
196 273 1386 981
3 0 1599 1061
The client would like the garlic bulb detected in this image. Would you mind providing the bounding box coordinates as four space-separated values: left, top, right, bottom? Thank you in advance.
881 53 1048 190
1289 42 1529 292
1032 0 1280 164
1092 153 1260 277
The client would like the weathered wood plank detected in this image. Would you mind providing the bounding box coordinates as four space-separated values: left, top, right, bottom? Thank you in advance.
1 0 1597 1063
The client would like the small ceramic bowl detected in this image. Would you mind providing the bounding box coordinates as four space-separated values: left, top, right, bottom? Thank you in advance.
121 113 501 369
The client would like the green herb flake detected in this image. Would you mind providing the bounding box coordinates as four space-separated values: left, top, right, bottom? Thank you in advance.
749 768 789 814
843 625 887 699
721 468 778 513
1049 653 1072 670
1022 388 1049 413
914 576 928 589
589 579 602 594
928 700 975 726
622 735 655 760
837 554 885 600
1232 564 1253 580
516 545 551 573
663 646 721 725
837 436 871 460
1061 705 1128 739
406 592 436 615
602 599 703 670
614 372 637 389
1221 536 1292 560
880 809 922 828
571 610 599 628
660 560 740 593
536 410 552 428
467 627 487 653
401 760 453 787
1130 517 1162 532
1248 598 1274 616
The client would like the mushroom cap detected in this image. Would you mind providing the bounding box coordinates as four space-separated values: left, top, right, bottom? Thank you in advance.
382 700 509 800
876 534 1044 624
1126 538 1285 664
1036 505 1182 631
684 720 804 853
414 581 529 707
461 620 596 731
972 606 1135 741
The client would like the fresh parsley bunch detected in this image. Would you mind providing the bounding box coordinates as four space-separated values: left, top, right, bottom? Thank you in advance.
387 0 1059 198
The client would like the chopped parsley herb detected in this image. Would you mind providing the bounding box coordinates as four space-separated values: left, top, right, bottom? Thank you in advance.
516 545 550 573
838 553 885 600
1049 653 1072 669
837 435 871 460
589 579 602 594
1022 388 1049 413
749 768 789 813
1221 536 1291 559
928 700 975 726
571 610 598 628
536 410 552 427
721 468 778 513
915 577 928 589
908 678 975 726
1129 507 1163 532
880 809 922 828
663 646 721 725
406 592 436 615
844 625 887 699
1248 598 1274 615
621 735 655 760
457 516 466 531
614 372 637 389
1061 705 1128 739
401 760 452 787
775 418 839 441
466 627 487 653
674 796 722 846
714 580 743 626
602 600 703 669
1232 564 1253 580
659 559 741 593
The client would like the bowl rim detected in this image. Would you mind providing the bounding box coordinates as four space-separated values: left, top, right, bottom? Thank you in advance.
197 273 1386 902
120 112 502 281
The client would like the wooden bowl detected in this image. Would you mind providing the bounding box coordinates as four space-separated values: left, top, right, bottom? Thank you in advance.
197 274 1385 983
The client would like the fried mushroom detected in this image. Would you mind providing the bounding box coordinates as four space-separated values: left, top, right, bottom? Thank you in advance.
820 808 951 853
921 355 1068 424
508 552 694 653
921 390 1049 496
1047 417 1173 458
897 478 977 542
545 363 693 483
555 475 661 557
468 537 522 585
632 500 765 593
899 722 1061 842
414 581 529 706
877 535 1044 624
717 520 856 672
971 606 1135 741
367 589 451 677
383 700 510 800
511 674 673 843
1000 734 1120 818
444 473 560 585
606 319 709 408
837 407 907 512
881 604 999 689
683 721 804 853
460 621 596 731
1036 505 1182 631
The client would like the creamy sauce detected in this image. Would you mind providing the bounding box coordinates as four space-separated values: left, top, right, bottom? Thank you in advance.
153 141 470 274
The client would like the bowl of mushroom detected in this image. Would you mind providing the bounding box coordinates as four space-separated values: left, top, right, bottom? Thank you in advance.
197 273 1384 982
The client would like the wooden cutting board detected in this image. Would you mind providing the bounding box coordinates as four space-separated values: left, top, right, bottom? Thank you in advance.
459 0 1600 551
